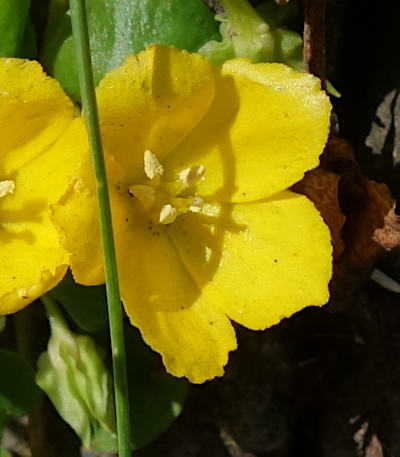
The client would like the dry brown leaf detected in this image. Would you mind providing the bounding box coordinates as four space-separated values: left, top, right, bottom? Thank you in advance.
373 207 400 251
324 137 393 307
293 168 345 260
294 137 394 308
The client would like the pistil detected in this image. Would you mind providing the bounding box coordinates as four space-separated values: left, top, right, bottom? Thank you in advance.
128 184 155 208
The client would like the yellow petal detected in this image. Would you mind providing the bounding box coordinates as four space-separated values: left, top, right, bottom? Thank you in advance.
164 61 331 203
51 125 133 286
0 118 93 314
168 191 332 330
95 45 215 183
50 120 105 285
52 183 104 286
0 263 67 315
110 191 237 383
0 58 74 176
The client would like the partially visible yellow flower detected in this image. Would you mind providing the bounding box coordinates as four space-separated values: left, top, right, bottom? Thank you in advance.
0 59 86 314
53 45 332 383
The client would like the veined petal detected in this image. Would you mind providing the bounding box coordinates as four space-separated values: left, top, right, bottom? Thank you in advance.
0 118 90 314
168 191 332 330
96 45 215 184
110 191 237 383
0 58 74 176
164 61 331 203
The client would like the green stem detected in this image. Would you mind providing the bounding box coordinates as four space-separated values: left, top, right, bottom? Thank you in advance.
220 0 270 33
69 1 132 455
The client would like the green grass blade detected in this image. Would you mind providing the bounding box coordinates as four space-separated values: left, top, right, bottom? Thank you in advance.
69 0 132 455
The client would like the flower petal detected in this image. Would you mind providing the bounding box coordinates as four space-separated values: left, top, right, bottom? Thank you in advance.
50 120 105 286
164 61 331 203
0 264 67 315
95 45 215 183
168 191 332 330
0 58 74 176
0 118 91 314
52 183 104 286
110 192 237 383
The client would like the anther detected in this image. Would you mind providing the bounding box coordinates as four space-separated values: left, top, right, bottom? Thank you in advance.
159 204 178 224
0 180 15 198
144 149 164 179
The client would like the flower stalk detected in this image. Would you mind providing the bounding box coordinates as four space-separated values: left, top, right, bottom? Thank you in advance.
69 0 132 455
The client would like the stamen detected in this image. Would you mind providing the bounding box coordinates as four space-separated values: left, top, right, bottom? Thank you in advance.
128 184 155 207
144 149 164 179
178 165 205 187
0 180 15 198
159 204 178 225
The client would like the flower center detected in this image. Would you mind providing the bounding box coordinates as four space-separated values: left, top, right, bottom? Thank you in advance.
0 180 15 198
128 150 205 225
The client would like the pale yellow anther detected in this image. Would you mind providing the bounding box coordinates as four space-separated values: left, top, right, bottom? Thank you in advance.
159 204 178 225
144 149 164 179
0 180 15 198
129 184 155 207
178 165 205 187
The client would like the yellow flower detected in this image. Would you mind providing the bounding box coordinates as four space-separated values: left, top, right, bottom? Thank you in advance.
0 59 87 314
52 45 333 383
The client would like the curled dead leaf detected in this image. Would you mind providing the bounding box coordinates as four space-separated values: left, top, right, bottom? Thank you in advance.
372 206 400 251
294 137 394 308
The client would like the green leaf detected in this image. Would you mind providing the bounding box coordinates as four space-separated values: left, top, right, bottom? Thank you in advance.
21 16 37 59
48 271 108 333
125 326 189 449
0 349 42 424
41 0 220 101
0 0 36 58
36 298 117 451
